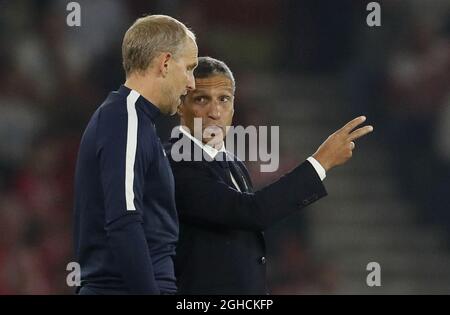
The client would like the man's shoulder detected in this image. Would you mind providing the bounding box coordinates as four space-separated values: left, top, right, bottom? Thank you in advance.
96 91 128 118
95 92 154 131
164 137 216 172
80 92 122 133
163 132 191 161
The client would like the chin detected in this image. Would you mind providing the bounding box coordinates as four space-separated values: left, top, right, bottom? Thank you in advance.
163 100 179 116
204 136 224 146
169 108 178 116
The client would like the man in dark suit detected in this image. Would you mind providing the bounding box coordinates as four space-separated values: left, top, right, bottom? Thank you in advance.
166 57 373 294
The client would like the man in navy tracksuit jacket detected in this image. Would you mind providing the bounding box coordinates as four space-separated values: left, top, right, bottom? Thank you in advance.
73 15 198 294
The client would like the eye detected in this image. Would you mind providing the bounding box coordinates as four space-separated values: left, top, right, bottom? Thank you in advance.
219 96 231 103
194 96 207 104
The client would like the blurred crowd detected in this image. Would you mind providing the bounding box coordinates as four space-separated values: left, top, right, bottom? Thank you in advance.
346 1 450 241
0 0 448 294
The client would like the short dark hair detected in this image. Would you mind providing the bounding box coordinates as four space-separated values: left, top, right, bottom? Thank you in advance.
194 56 235 90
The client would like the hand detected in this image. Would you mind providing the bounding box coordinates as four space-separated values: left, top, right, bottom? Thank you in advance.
312 116 374 172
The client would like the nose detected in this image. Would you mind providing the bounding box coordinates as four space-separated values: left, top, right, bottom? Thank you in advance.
208 101 221 120
186 72 195 91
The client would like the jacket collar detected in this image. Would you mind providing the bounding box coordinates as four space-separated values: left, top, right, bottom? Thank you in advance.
117 85 161 121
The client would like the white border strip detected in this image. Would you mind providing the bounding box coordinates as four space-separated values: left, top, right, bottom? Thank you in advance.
125 90 140 210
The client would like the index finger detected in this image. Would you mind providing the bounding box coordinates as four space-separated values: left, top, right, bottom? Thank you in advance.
340 116 367 134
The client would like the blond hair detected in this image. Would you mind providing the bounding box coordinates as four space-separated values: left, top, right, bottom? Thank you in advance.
122 15 195 77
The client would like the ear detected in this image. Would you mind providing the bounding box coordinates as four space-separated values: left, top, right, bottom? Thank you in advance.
156 52 172 78
177 103 184 116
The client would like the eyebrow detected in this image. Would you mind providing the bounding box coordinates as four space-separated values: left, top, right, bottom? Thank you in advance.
191 88 234 96
193 94 211 99
191 92 234 99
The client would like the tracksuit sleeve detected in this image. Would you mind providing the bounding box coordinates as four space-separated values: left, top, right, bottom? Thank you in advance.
96 99 159 294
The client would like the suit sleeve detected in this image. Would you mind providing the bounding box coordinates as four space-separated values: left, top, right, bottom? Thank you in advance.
172 160 327 231
97 105 159 294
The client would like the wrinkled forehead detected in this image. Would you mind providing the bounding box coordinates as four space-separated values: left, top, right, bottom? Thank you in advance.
193 75 235 93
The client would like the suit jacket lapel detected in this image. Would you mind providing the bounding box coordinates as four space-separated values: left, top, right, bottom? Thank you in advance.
228 160 250 193
211 157 237 189
171 132 231 186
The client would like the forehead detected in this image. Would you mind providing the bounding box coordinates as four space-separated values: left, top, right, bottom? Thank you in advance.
193 75 234 93
180 36 198 58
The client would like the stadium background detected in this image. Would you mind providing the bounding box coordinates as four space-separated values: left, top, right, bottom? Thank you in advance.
0 0 449 294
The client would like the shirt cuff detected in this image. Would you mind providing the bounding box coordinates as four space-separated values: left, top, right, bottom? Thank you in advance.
306 156 326 181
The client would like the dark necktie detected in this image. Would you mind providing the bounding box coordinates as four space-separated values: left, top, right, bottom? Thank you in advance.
215 152 249 192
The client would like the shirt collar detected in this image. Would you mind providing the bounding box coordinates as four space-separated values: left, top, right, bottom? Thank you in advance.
117 85 161 121
178 126 226 159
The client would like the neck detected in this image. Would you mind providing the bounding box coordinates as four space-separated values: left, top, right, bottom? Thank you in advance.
124 74 163 111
